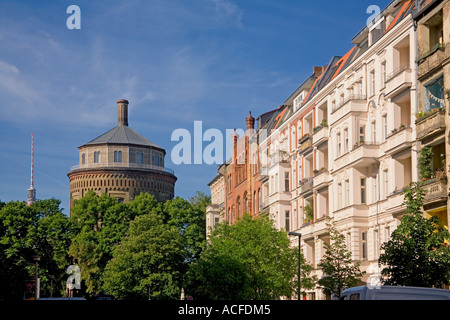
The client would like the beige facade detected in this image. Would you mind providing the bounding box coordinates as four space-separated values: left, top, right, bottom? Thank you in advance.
414 0 450 230
207 0 450 300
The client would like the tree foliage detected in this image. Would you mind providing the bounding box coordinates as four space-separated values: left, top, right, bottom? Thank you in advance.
102 212 185 300
379 182 450 287
0 199 72 300
318 218 365 299
185 213 315 300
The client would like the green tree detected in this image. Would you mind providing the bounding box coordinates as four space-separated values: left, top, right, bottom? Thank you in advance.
102 212 185 300
318 218 365 299
185 214 315 300
379 182 450 287
162 193 209 263
418 146 434 179
68 191 138 295
0 199 72 299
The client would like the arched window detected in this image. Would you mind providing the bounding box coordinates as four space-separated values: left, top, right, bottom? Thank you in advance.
258 188 261 213
244 192 248 215
253 191 257 214
237 196 241 218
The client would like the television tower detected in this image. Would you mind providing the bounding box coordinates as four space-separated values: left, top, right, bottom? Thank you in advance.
27 133 36 206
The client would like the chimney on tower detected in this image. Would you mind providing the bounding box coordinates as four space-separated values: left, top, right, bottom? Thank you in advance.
117 99 129 126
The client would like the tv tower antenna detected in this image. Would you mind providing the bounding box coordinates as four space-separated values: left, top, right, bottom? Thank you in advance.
27 133 36 206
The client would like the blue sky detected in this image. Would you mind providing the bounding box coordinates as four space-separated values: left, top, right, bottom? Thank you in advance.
0 0 392 214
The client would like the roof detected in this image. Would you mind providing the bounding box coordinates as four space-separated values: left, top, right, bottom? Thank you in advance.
81 125 163 150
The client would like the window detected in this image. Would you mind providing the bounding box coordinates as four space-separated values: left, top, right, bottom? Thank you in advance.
155 154 161 166
371 121 376 143
214 217 219 227
244 193 248 214
253 191 257 214
374 229 379 258
346 232 352 252
285 172 290 192
362 232 367 259
423 75 444 112
361 178 366 204
338 183 343 209
258 189 261 211
373 175 378 203
81 153 85 165
382 115 387 141
385 226 391 242
345 179 350 207
285 211 290 233
337 133 342 157
381 62 386 88
359 126 365 143
275 173 279 192
136 152 144 164
370 70 376 96
383 169 389 198
94 151 101 163
114 150 122 163
237 197 241 217
344 128 349 153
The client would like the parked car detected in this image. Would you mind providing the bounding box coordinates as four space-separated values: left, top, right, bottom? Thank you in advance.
340 285 450 300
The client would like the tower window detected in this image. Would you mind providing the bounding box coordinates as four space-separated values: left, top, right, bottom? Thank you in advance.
114 151 123 163
94 151 101 163
136 152 144 164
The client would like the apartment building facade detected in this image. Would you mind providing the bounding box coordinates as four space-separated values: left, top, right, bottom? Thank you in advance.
207 0 449 299
414 0 450 235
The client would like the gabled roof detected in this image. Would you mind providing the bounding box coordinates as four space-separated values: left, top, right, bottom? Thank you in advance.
82 125 163 150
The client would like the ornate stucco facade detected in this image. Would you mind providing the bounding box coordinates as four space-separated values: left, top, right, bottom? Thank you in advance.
207 0 449 299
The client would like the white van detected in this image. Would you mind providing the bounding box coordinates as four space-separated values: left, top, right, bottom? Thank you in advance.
340 286 450 300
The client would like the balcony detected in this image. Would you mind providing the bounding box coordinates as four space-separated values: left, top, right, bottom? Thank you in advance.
422 178 447 205
385 66 412 98
415 108 445 142
298 134 313 155
313 169 330 189
333 142 379 172
329 94 367 125
313 125 329 146
417 43 450 79
299 216 328 238
385 127 413 155
299 178 314 196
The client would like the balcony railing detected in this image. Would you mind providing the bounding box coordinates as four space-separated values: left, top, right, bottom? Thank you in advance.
422 178 447 204
331 94 367 114
386 65 411 83
298 134 313 154
299 178 314 195
415 108 445 141
70 162 175 175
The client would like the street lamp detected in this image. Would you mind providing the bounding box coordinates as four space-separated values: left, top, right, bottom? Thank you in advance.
32 255 40 300
289 232 302 301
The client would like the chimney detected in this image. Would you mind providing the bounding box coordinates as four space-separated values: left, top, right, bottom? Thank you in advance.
117 99 129 126
313 66 323 77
